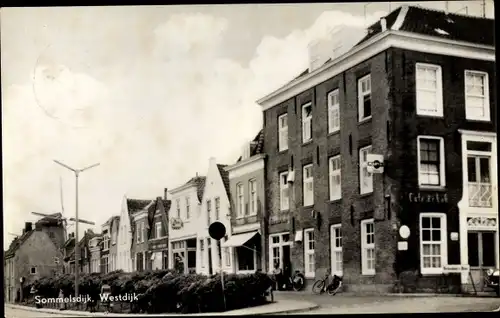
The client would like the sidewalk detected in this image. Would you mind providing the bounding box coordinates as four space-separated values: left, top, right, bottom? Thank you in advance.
5 300 319 316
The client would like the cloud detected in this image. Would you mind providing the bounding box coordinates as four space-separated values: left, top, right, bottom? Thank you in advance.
3 9 388 248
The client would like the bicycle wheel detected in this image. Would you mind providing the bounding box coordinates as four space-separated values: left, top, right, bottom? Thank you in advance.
312 280 325 294
327 281 342 296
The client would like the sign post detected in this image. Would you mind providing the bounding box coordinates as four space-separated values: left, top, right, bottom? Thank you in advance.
208 221 227 311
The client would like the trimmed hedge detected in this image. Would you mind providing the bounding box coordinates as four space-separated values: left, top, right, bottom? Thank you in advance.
28 270 273 313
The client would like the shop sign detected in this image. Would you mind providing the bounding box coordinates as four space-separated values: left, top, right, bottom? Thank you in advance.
467 217 497 230
171 218 183 230
406 192 448 204
443 264 470 274
150 242 167 250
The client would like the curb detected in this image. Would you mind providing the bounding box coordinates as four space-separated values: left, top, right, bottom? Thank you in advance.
5 301 320 316
253 303 320 316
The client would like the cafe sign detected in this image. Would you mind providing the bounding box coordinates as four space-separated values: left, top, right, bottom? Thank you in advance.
171 218 183 230
467 217 497 230
406 192 448 204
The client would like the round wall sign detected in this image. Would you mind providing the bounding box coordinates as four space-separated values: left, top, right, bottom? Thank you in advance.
399 225 410 239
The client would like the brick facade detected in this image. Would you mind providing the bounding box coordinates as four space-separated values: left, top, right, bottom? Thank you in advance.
261 44 495 293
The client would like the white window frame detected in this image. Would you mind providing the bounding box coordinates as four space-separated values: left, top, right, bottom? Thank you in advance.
303 164 314 206
464 70 490 122
330 224 342 276
278 113 289 152
358 74 372 121
155 222 162 239
329 155 341 201
302 103 313 143
268 232 292 273
361 218 375 276
186 197 191 220
419 213 448 275
200 239 205 268
103 235 110 250
30 266 37 275
417 136 446 188
236 183 244 218
359 145 373 194
415 63 443 117
465 139 494 208
215 197 220 220
136 224 141 243
249 179 257 216
224 246 231 267
279 172 289 211
328 89 340 133
304 228 315 278
207 199 212 226
176 199 181 218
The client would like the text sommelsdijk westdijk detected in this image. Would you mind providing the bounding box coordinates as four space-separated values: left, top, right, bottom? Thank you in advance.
34 293 139 304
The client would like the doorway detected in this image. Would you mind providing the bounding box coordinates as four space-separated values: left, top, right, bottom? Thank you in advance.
467 231 497 291
208 238 213 275
283 245 291 278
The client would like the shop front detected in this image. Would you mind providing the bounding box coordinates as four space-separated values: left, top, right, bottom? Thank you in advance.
222 230 261 274
170 238 197 274
149 238 168 270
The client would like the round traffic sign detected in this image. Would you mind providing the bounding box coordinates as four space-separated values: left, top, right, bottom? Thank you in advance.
208 221 226 241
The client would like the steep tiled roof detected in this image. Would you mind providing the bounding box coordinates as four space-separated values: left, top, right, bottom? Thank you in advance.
217 164 231 200
5 231 34 258
182 176 207 202
127 199 153 215
357 5 494 46
236 129 265 163
163 200 171 213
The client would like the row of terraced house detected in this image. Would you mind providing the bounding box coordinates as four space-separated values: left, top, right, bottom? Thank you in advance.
5 6 498 299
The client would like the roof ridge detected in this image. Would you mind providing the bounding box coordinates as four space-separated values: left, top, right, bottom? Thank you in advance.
408 4 493 20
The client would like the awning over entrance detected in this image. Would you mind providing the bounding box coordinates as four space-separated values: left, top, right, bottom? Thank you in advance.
221 231 259 248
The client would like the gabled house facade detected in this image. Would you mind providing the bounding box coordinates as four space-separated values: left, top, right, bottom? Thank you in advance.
224 130 267 274
257 5 496 293
130 199 155 272
101 221 111 274
148 192 171 270
116 196 138 272
198 158 233 275
4 221 65 303
168 176 206 274
67 230 98 275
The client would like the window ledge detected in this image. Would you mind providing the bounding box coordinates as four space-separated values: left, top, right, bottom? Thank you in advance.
361 272 375 276
358 117 372 125
278 149 289 154
359 192 373 198
416 112 444 118
305 273 315 279
237 270 256 275
466 117 491 123
302 140 313 147
329 198 342 204
418 186 447 192
328 130 340 137
303 204 314 208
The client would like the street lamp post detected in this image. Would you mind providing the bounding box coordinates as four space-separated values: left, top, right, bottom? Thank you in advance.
54 160 99 297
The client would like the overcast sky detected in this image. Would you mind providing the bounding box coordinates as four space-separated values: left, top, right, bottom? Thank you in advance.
1 1 494 249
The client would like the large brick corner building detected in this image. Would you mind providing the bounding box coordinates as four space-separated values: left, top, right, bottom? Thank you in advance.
258 5 496 293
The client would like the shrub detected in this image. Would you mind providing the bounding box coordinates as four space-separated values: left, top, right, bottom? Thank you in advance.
29 270 272 314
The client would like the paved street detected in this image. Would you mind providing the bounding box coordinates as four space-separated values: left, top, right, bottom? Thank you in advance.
4 306 88 318
274 292 500 314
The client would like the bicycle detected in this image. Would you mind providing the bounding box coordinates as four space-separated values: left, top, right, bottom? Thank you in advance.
312 271 343 296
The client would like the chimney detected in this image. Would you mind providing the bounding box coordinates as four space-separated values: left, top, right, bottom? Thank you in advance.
445 1 449 14
25 222 32 232
196 172 198 177
381 18 387 31
209 157 217 166
22 229 26 235
164 188 168 200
